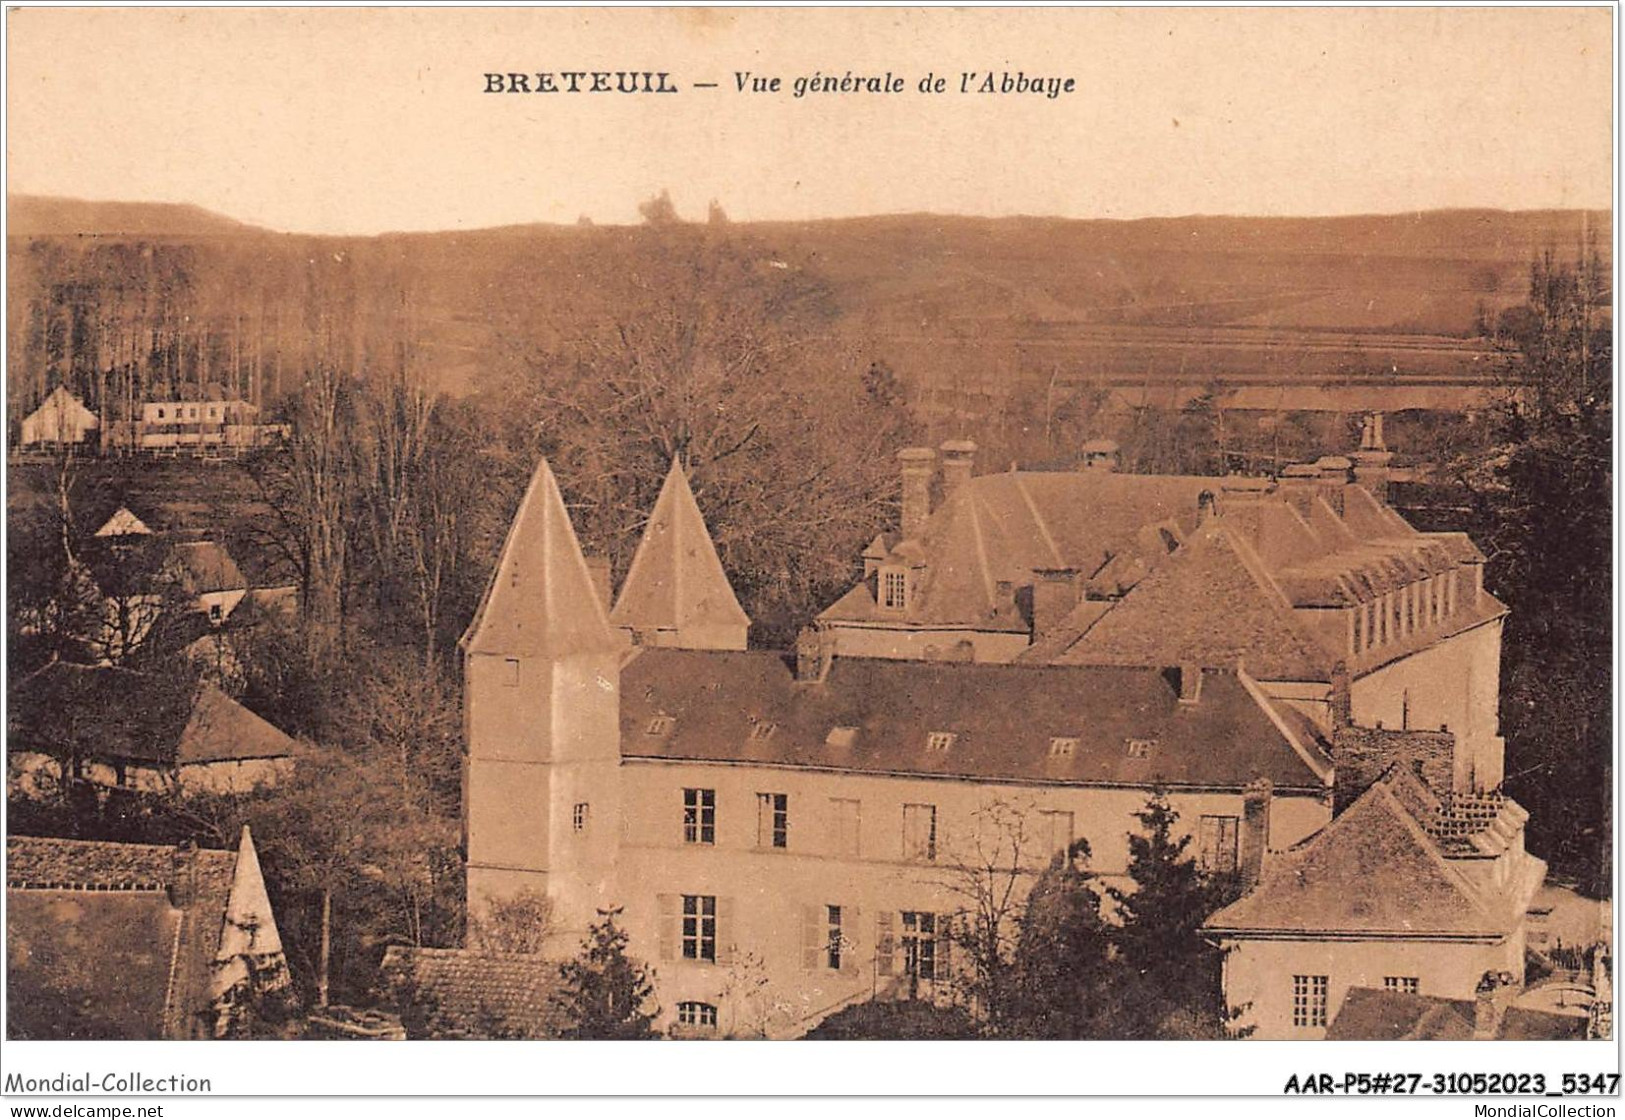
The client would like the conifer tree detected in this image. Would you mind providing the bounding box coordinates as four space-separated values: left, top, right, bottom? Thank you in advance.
1106 791 1233 1036
1005 839 1116 1038
553 907 661 1040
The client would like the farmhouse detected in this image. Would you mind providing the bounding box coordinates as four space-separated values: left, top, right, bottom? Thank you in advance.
8 662 298 797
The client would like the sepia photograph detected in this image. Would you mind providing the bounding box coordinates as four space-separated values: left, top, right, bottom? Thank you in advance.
1 2 1616 1109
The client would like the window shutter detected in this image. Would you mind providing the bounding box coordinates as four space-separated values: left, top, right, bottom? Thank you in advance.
715 896 736 966
657 894 677 962
876 912 896 976
801 905 822 971
938 912 955 980
841 905 862 975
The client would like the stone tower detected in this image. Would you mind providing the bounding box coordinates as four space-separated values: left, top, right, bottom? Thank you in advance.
460 458 626 941
609 458 751 651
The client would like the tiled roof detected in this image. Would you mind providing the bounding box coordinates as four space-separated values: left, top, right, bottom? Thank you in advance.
1050 522 1336 682
620 649 1330 792
8 663 297 765
609 459 750 636
6 836 236 1040
1326 988 1588 1040
818 470 1215 628
380 947 566 1040
461 458 624 659
1204 769 1535 939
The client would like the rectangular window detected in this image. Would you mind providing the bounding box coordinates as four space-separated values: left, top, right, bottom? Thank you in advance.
1125 738 1156 759
683 788 716 845
1048 736 1078 758
1198 815 1240 874
1292 974 1328 1028
1039 809 1075 859
681 895 717 962
1384 976 1419 994
881 569 908 610
677 1001 717 1028
826 905 844 971
756 792 789 849
647 715 676 736
750 721 777 741
502 657 520 686
901 911 937 980
572 802 589 832
830 798 861 857
902 803 937 862
826 725 859 748
925 731 956 752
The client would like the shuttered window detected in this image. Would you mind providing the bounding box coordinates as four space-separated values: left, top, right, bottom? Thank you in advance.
683 788 715 845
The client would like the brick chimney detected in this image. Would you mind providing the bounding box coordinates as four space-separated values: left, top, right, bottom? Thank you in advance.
897 447 936 541
1177 663 1204 704
1240 779 1272 891
1352 412 1394 503
1031 567 1081 638
169 840 198 909
939 440 977 504
795 626 834 683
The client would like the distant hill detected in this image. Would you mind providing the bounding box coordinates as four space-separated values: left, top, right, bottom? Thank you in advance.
7 195 261 238
6 200 1610 412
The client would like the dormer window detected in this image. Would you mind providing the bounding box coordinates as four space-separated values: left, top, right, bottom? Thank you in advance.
826 726 859 748
646 715 676 736
926 731 956 752
1125 738 1156 759
880 567 909 611
750 721 778 741
1049 736 1078 758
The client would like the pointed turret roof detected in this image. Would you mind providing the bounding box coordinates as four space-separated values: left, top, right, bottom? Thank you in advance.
609 459 750 635
461 459 622 658
212 827 284 997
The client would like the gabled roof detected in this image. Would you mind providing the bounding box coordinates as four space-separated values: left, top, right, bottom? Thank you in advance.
8 663 297 765
460 458 622 659
94 505 154 538
1053 521 1336 682
620 650 1330 791
818 469 1214 629
381 947 565 1040
1204 769 1520 940
7 835 237 1040
609 459 750 636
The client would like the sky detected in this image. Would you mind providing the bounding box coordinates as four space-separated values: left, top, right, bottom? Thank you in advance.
5 6 1614 235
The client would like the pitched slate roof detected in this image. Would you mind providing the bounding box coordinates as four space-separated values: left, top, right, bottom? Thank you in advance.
818 469 1215 629
6 836 237 1040
620 649 1330 791
1325 987 1588 1041
461 458 623 659
1048 521 1336 681
8 663 297 765
381 947 565 1040
609 459 750 636
1204 768 1538 939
